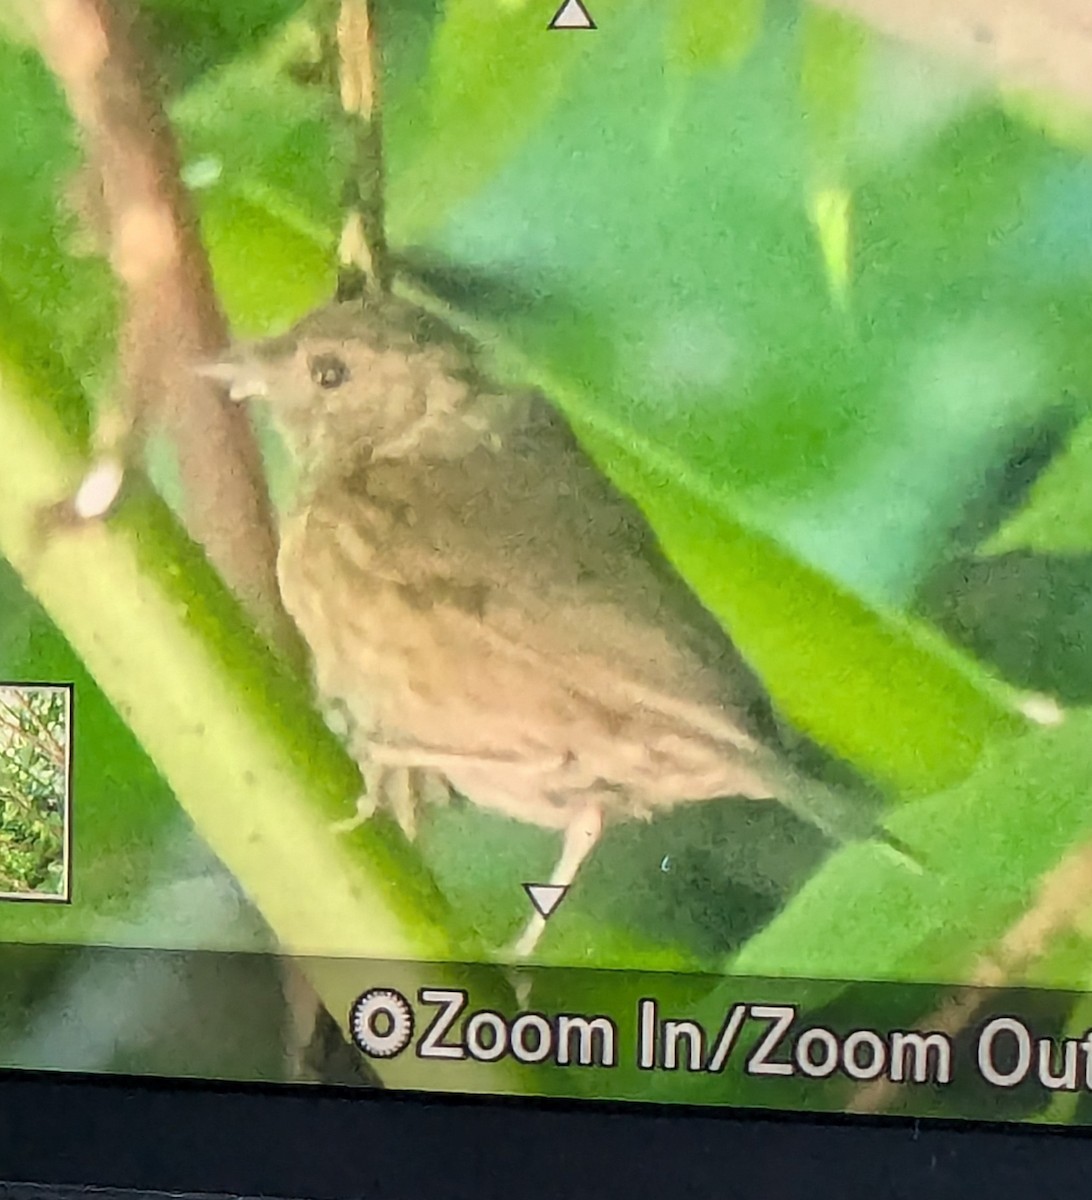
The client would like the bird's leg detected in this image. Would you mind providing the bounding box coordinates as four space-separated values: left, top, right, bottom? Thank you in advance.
387 765 417 841
509 805 604 960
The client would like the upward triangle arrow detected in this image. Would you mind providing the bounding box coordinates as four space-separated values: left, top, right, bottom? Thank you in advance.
549 0 596 30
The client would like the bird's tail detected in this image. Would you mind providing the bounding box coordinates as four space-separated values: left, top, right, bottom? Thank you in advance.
752 747 925 874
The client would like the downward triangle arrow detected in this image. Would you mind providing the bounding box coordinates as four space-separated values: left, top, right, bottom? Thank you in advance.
549 0 596 30
523 882 570 919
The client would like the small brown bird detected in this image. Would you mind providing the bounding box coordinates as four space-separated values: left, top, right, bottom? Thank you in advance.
207 293 903 957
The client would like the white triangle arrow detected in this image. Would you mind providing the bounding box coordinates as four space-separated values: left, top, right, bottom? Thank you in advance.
523 882 570 919
549 0 596 30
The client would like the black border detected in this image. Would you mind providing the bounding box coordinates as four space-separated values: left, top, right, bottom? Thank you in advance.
2 1069 1092 1199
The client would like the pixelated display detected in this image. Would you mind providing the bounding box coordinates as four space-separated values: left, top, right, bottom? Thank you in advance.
1 0 1091 1124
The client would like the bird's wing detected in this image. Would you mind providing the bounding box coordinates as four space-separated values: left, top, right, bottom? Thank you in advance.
282 405 780 805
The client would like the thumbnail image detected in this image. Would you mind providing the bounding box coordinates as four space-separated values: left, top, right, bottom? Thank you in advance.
0 0 1091 1121
0 685 69 900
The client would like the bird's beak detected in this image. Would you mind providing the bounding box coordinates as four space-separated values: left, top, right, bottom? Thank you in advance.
195 352 270 402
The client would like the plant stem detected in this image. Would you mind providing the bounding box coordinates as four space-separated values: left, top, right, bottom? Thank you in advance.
336 0 392 294
0 360 527 1093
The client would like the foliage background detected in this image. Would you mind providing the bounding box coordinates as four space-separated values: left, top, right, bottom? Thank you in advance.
2 0 1092 1116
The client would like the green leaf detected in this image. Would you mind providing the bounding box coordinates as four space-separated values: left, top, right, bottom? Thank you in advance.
138 0 308 94
730 716 1092 985
666 0 765 72
1002 85 1092 157
588 427 1028 794
0 42 118 420
169 44 350 330
985 418 1092 555
798 8 868 303
385 0 623 245
799 5 868 158
197 191 336 336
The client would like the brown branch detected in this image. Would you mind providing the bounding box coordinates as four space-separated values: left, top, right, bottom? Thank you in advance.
31 0 338 1075
850 840 1092 1114
32 0 306 663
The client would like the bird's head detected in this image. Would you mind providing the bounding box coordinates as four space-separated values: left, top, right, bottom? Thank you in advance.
200 297 529 475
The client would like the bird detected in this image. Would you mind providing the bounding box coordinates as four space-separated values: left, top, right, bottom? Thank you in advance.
203 291 909 958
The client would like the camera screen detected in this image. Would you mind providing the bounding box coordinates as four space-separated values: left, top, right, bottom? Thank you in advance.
1 0 1091 1124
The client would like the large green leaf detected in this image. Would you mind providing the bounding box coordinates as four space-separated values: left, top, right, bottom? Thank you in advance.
985 417 1092 555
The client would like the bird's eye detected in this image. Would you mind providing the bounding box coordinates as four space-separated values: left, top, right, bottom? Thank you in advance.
308 353 350 390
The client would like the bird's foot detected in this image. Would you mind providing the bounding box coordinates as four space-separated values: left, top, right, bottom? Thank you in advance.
331 764 453 842
330 789 379 835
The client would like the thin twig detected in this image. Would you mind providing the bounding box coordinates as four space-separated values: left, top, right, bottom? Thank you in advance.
0 698 65 771
0 696 66 769
32 0 307 665
0 715 64 776
0 691 67 757
336 0 392 294
850 840 1092 1114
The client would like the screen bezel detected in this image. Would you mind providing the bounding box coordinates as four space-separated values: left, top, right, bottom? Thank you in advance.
0 1070 1087 1200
